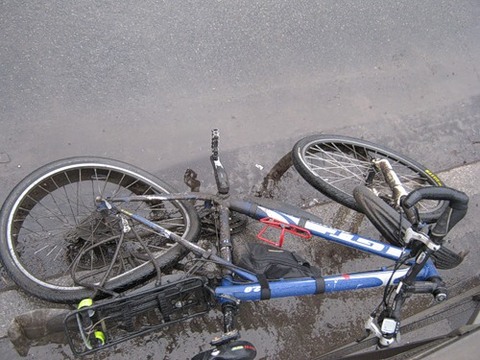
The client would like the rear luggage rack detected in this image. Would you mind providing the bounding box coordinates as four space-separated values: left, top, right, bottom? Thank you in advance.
64 277 213 356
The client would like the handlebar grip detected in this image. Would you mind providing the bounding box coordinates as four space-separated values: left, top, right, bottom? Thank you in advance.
410 280 439 294
402 187 469 241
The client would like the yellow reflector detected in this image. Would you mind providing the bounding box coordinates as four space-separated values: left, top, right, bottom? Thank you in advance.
94 331 106 345
78 298 93 309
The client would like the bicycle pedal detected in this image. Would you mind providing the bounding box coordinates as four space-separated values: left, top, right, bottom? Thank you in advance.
257 217 312 247
210 330 240 346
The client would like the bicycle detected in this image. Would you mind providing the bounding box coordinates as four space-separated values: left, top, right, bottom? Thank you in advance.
0 130 468 358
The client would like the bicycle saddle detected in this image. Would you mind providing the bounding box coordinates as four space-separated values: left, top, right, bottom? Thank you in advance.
191 340 257 360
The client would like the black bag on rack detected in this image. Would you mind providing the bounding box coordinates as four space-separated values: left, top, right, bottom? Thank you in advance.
237 243 322 280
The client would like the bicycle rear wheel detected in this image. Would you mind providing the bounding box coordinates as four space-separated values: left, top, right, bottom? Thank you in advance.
292 135 445 222
0 157 200 303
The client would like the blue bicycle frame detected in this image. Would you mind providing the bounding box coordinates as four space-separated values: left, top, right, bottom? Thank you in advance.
83 129 465 356
215 200 440 302
116 195 441 303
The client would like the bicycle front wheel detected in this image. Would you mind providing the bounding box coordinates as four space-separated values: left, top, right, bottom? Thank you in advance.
292 135 445 221
0 157 200 303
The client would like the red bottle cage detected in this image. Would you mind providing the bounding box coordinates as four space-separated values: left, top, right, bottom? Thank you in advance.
257 217 312 247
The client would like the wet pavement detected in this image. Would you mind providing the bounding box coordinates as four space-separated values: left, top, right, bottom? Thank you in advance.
1 1 480 359
0 143 479 360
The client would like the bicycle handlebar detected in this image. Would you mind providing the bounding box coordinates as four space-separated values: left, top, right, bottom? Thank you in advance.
402 186 469 210
410 278 447 300
402 187 469 242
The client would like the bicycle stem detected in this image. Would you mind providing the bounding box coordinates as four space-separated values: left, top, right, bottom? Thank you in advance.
373 159 420 227
373 159 407 207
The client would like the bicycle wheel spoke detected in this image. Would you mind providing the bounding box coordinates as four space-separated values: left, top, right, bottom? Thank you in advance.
293 135 446 224
1 157 200 301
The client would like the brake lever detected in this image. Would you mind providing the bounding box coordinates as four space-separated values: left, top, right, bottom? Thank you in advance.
403 227 441 252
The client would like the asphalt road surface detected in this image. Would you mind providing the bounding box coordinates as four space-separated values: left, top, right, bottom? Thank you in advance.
1 1 479 359
1 1 479 193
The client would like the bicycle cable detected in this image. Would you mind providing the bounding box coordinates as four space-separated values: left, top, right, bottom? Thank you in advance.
373 211 413 315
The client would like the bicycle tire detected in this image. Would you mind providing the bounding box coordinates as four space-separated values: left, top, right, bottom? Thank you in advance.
292 135 446 222
0 157 201 303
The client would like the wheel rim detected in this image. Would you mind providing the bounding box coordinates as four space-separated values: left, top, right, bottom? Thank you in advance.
6 162 193 292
